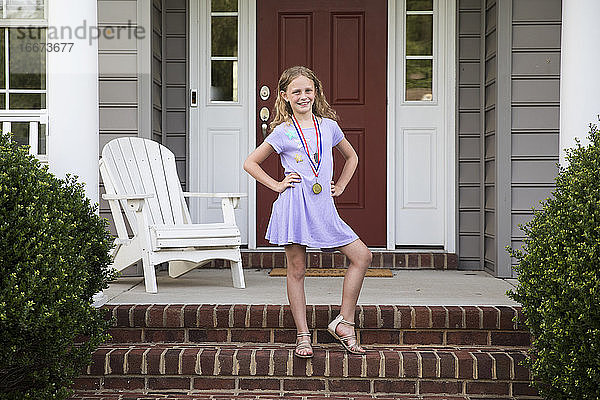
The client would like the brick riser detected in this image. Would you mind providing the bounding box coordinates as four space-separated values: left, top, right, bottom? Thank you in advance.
227 251 458 270
104 304 530 348
71 305 538 399
74 344 538 398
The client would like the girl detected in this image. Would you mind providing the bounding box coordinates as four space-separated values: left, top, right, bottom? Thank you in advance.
244 66 372 357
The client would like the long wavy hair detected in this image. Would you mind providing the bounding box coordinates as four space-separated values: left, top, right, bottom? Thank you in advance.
269 66 338 133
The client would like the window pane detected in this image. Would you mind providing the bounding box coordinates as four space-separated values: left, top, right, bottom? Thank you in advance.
406 15 432 56
212 16 237 57
10 122 29 146
9 28 46 89
38 123 46 155
0 28 4 89
407 0 433 11
406 59 432 101
0 93 5 108
10 92 45 109
5 0 45 19
211 60 238 101
211 0 237 12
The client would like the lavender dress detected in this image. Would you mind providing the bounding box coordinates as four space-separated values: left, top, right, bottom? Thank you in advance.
264 118 359 248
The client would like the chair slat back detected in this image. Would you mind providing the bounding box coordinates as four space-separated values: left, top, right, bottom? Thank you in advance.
101 137 188 227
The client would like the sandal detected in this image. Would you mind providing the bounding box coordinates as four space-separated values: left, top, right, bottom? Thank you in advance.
294 332 313 358
327 314 366 355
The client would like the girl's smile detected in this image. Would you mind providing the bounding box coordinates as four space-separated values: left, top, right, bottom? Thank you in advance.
282 75 315 118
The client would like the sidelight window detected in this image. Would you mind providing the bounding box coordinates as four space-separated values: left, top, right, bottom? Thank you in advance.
0 0 48 159
405 0 434 102
209 0 238 102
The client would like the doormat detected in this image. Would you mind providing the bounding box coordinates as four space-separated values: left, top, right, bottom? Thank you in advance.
269 268 393 277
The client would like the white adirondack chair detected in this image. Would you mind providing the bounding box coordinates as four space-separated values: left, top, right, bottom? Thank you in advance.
100 137 246 293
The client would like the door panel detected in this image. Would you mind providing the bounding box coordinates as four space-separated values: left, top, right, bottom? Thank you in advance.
256 0 387 247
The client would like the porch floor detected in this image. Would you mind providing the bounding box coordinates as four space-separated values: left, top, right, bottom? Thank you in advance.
97 269 520 306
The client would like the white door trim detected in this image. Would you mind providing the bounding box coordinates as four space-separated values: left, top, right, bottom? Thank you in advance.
247 1 257 249
388 0 456 252
387 0 397 250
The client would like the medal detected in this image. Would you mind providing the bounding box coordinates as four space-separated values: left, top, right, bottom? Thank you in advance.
291 114 323 195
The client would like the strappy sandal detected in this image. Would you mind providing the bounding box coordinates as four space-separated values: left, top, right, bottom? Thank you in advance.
327 314 366 355
294 332 313 358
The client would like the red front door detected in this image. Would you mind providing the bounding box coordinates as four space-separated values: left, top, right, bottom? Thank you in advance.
256 0 387 247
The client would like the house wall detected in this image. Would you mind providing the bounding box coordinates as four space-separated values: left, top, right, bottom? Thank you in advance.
457 0 484 270
97 0 142 232
483 0 497 274
457 0 561 275
162 0 188 190
510 0 561 275
152 0 163 144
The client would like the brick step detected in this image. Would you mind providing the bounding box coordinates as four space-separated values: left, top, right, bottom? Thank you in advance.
69 392 534 400
73 343 539 398
236 251 459 270
68 393 532 400
104 304 530 347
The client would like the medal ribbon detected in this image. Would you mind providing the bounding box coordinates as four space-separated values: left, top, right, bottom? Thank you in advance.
291 114 323 178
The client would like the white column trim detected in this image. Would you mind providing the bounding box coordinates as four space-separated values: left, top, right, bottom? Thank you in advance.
559 0 600 164
47 0 99 203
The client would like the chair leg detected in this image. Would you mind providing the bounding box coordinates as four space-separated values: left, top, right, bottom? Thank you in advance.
231 260 245 289
141 253 158 293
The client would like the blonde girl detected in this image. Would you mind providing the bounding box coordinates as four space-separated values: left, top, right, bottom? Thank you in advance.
244 66 372 357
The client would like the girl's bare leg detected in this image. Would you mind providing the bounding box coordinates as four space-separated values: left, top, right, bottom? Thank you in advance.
285 244 312 356
335 239 372 352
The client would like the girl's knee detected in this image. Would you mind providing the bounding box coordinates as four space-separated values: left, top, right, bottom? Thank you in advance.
363 248 373 267
349 247 372 269
286 258 306 280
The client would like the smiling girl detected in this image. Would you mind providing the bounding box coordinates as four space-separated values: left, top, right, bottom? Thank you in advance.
243 66 372 358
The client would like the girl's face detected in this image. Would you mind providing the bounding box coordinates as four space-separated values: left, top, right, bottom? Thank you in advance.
282 75 315 118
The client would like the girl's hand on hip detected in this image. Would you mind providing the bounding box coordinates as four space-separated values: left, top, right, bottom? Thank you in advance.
331 181 345 197
276 173 301 193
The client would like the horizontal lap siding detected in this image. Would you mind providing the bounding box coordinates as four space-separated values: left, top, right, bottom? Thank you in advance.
152 0 163 145
483 0 497 273
458 0 484 269
98 0 140 237
164 0 188 189
510 0 561 275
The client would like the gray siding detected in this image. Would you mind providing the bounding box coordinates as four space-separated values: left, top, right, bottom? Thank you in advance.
510 0 561 275
457 0 561 276
152 0 163 144
98 0 140 234
483 0 497 273
457 0 484 269
163 0 188 189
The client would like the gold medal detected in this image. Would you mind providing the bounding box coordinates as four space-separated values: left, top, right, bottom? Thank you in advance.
312 182 322 194
291 115 323 195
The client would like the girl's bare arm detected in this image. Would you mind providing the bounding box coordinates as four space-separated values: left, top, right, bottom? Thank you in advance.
243 141 301 193
331 138 358 197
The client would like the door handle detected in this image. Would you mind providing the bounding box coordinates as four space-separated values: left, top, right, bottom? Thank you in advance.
260 107 270 137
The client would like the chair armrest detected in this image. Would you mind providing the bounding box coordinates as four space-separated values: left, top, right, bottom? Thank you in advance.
183 192 247 210
102 194 155 201
102 193 154 212
183 192 247 199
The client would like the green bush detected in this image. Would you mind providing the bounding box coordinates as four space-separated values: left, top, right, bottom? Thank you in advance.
0 131 115 399
509 122 600 399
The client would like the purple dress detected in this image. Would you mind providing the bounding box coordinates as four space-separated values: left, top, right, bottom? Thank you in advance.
264 117 359 248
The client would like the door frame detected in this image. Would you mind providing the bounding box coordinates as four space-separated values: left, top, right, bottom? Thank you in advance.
190 0 455 252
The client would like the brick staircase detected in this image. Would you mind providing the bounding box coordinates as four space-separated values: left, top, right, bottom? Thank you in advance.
71 304 539 400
